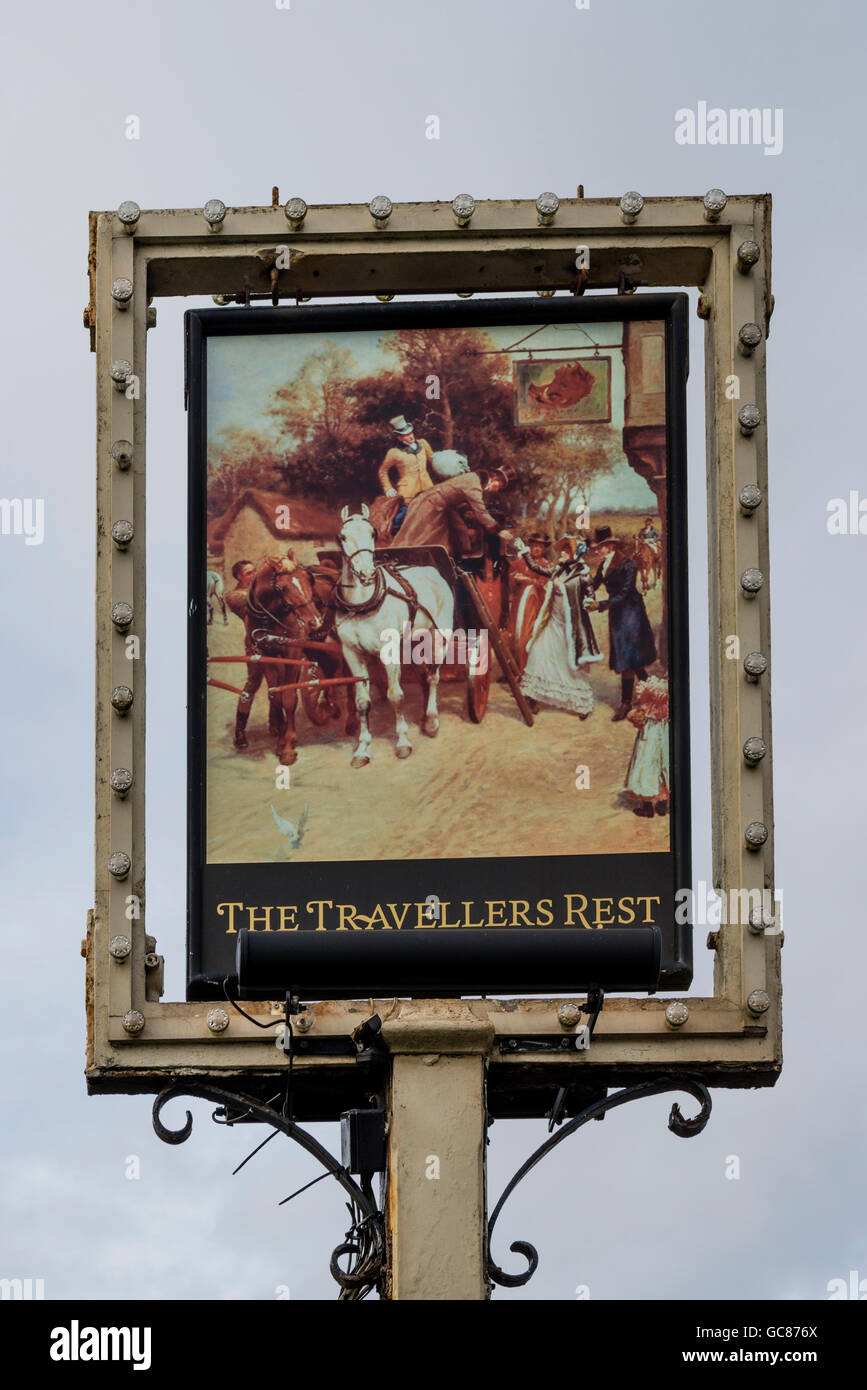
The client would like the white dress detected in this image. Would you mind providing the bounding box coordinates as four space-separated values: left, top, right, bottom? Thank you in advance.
625 718 670 797
519 584 595 715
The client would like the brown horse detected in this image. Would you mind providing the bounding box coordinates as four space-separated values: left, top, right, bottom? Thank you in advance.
244 552 356 765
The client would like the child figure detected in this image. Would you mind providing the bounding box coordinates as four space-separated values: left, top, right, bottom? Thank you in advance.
624 675 670 817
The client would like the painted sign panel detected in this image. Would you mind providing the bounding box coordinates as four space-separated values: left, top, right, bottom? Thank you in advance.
186 296 691 997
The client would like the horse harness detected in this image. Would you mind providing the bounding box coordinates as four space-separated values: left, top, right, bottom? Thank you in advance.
330 555 441 630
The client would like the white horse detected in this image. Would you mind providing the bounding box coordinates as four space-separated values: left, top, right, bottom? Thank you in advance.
206 570 228 625
334 506 455 768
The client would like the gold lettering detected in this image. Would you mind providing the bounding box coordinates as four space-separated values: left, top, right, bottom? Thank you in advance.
439 902 462 929
246 905 273 932
217 902 244 935
535 899 554 926
486 900 507 927
276 905 298 931
337 903 359 931
386 903 411 930
415 901 436 928
461 900 485 928
635 895 661 924
594 897 614 926
510 900 533 927
617 896 636 925
564 893 591 928
366 903 391 929
305 900 333 930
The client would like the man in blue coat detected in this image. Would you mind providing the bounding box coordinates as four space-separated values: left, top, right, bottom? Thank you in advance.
586 527 657 720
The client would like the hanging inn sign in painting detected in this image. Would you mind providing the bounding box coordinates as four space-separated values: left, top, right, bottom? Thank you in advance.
187 296 690 999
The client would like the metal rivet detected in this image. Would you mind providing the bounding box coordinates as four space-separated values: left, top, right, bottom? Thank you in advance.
111 684 134 713
110 767 133 797
665 1001 689 1027
703 188 727 221
284 196 308 228
109 934 131 959
109 359 132 391
368 195 393 226
557 1001 582 1028
748 907 774 934
739 483 763 514
736 240 760 273
740 567 764 598
122 1009 145 1034
211 294 233 306
294 1011 313 1034
456 291 474 298
375 294 394 303
536 289 556 298
452 193 475 227
111 277 133 310
743 651 767 682
619 191 644 224
207 1007 230 1033
108 851 131 879
111 519 134 550
203 199 227 231
744 821 769 850
535 191 560 226
111 601 134 629
746 988 770 1016
144 952 160 970
117 200 141 233
743 737 767 765
111 440 133 470
738 403 762 436
738 322 763 356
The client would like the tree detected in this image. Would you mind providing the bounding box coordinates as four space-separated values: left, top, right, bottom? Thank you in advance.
522 425 622 540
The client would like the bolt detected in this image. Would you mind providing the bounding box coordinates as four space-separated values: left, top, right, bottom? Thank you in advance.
535 191 560 226
108 851 131 879
507 1038 518 1049
738 322 763 356
746 988 770 1016
748 907 774 934
744 821 769 850
743 651 767 682
111 519 134 550
368 195 393 226
703 188 727 221
110 767 133 797
212 294 233 306
109 935 131 960
557 1001 582 1028
375 294 394 303
294 1011 313 1033
619 191 644 224
737 403 762 436
739 483 763 514
117 201 141 234
109 359 132 391
111 277 133 310
111 601 134 629
206 1007 230 1033
451 193 475 227
122 1009 145 1034
203 199 227 231
743 736 767 765
740 567 764 598
111 440 133 470
665 1001 689 1027
284 196 308 228
736 240 760 273
144 952 160 970
111 684 134 713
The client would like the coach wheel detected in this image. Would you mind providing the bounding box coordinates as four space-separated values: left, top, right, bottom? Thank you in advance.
467 661 491 723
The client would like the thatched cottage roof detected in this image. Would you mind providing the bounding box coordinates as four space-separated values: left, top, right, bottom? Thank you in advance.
207 489 338 553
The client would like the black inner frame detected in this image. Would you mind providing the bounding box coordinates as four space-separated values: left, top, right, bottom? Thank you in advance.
185 295 692 999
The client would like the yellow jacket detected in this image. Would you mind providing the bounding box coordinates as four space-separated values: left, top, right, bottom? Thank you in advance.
377 439 435 500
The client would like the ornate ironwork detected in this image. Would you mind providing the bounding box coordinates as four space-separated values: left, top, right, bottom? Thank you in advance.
487 1075 713 1289
152 1081 385 1300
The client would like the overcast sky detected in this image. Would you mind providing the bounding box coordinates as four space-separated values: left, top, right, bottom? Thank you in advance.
1 0 864 1302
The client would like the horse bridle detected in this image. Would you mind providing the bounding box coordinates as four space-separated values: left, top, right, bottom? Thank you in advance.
247 561 317 648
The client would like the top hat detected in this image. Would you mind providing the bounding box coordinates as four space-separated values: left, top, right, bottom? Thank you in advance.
389 415 414 435
526 531 550 548
487 464 517 489
593 525 613 543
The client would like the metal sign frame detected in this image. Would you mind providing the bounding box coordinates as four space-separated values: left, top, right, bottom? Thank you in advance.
85 192 779 1108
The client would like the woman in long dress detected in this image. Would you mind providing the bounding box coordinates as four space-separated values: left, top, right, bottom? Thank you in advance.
518 539 604 717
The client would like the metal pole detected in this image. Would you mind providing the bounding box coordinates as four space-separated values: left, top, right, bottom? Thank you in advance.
382 1004 493 1300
